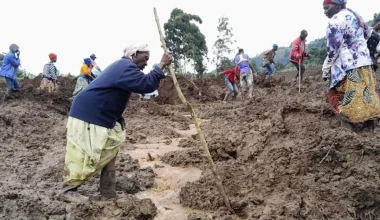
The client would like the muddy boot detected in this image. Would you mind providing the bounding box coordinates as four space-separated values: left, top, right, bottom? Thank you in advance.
363 119 376 133
223 93 229 102
340 120 356 132
100 170 116 199
58 185 89 203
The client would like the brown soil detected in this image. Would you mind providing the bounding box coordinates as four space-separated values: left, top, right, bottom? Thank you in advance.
1 67 380 219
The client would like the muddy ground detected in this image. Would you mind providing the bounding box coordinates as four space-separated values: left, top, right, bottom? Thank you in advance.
1 68 380 219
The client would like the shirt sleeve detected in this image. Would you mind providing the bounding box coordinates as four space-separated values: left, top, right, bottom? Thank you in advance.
322 18 344 78
117 66 166 94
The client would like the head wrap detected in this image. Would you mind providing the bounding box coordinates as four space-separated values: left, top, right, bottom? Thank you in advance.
323 0 346 8
273 44 278 48
84 58 92 65
323 0 365 28
49 53 57 60
123 44 149 59
9 44 19 53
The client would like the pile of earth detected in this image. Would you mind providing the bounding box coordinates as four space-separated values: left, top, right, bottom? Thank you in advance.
162 67 380 219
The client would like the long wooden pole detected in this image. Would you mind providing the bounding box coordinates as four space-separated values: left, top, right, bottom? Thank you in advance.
153 8 233 212
298 61 301 94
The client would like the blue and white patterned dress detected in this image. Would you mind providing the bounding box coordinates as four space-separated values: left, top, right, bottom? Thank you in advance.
322 9 373 88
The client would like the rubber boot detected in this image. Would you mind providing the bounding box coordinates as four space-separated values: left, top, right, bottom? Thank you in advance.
100 170 116 199
248 87 253 99
223 93 229 102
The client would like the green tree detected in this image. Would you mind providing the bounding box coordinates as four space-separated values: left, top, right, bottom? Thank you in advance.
217 57 234 73
367 12 380 26
164 8 208 77
212 16 235 73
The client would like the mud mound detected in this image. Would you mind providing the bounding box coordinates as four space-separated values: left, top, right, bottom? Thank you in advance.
156 76 225 105
177 77 380 219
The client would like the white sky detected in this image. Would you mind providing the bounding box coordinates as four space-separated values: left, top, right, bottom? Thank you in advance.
1 0 379 75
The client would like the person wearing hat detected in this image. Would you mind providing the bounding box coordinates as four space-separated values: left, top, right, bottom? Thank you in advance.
72 58 94 96
0 43 21 94
40 53 59 93
60 44 172 202
89 54 102 72
261 44 278 79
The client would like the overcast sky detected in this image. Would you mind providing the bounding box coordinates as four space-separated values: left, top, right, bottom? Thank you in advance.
1 0 379 75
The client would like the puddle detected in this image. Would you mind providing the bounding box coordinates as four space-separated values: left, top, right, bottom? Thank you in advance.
124 119 208 219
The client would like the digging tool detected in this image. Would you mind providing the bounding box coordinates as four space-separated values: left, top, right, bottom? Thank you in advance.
153 8 233 213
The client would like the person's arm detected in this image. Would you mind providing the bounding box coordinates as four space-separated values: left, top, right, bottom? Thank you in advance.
117 66 166 94
117 117 126 130
9 54 20 68
248 60 256 74
292 40 301 58
322 19 344 79
220 68 233 75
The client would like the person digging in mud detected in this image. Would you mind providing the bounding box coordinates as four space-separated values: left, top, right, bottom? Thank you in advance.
234 48 256 100
366 17 380 73
220 66 240 102
261 44 278 80
0 44 21 95
72 58 95 97
60 44 172 202
289 30 311 82
322 0 380 133
40 53 59 93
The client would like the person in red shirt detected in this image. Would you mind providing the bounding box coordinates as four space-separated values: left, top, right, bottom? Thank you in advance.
220 66 240 102
289 30 311 81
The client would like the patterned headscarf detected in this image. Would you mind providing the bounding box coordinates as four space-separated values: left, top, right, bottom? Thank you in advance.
323 0 365 28
323 0 347 8
123 44 149 59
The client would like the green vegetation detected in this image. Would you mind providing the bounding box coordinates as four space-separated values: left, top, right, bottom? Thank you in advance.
164 8 208 77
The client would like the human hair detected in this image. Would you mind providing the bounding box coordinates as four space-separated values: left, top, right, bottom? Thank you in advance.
301 30 307 35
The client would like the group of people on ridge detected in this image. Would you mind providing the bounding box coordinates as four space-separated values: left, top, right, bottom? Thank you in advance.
0 46 102 96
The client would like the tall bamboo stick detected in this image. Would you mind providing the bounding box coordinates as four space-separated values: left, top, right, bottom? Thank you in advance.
153 7 233 212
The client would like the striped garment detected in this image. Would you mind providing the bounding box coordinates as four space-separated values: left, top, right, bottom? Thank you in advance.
42 62 59 81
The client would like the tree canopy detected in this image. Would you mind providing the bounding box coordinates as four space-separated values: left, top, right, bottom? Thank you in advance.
164 8 208 76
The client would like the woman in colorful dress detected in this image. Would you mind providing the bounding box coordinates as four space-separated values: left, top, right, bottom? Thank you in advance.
322 0 380 132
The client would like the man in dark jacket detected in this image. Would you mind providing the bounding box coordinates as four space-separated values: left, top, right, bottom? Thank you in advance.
60 44 172 202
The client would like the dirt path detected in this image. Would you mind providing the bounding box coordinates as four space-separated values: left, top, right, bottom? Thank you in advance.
125 117 209 219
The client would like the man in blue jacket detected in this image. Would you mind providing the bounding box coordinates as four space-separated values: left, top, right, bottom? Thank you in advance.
0 44 21 94
60 44 172 202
